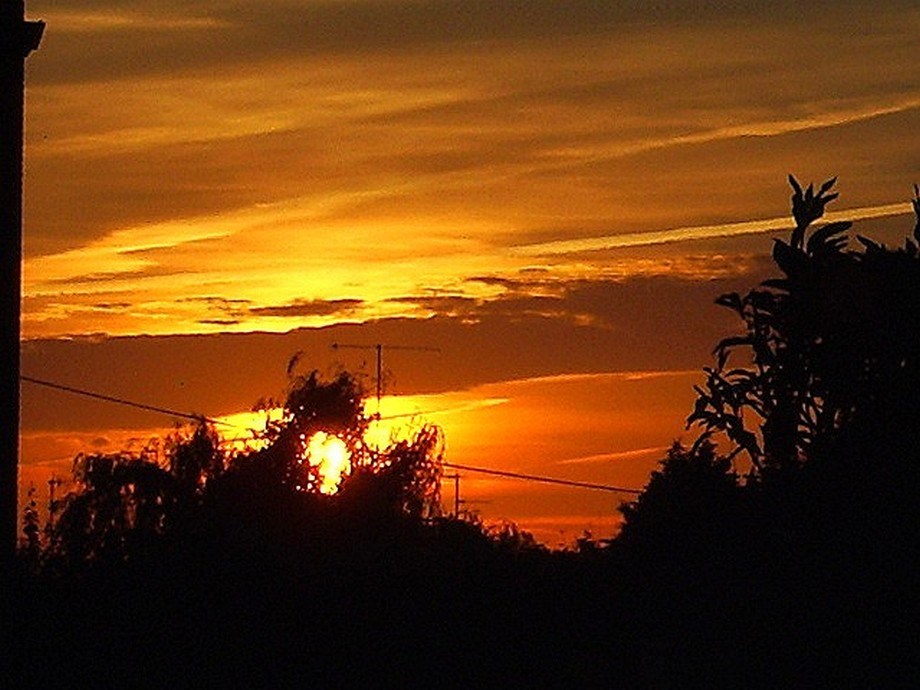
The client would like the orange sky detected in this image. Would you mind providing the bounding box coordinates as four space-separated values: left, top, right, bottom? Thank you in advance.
18 0 919 545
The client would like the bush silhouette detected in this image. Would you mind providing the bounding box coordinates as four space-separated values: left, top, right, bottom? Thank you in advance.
617 440 741 562
40 422 222 573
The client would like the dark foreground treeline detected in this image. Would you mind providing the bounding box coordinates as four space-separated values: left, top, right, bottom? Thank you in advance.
5 179 920 687
5 487 917 687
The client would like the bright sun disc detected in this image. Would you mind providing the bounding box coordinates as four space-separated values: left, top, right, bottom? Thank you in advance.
304 432 350 494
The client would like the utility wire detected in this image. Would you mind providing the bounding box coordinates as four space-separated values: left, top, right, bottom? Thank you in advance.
377 409 445 421
442 462 642 495
21 375 645 495
20 374 418 429
20 375 238 429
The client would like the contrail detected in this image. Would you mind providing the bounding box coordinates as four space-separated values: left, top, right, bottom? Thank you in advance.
510 202 911 256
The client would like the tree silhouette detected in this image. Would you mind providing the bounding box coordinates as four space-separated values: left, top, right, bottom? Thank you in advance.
40 365 447 571
226 364 442 517
43 423 221 572
232 367 370 493
18 484 41 573
10 182 920 688
338 423 444 521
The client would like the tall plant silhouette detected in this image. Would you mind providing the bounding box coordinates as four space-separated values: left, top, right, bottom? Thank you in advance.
688 177 920 475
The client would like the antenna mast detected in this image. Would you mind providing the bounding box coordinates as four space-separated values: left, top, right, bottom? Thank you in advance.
330 342 440 417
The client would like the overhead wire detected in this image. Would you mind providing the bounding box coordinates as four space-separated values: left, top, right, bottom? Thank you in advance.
21 374 645 495
442 462 642 495
20 375 238 429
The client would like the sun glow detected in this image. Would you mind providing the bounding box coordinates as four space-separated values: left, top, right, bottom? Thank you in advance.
303 432 351 494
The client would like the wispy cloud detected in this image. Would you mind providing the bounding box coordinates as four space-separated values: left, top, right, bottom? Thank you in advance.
22 0 919 342
556 446 668 466
541 98 920 164
38 9 229 34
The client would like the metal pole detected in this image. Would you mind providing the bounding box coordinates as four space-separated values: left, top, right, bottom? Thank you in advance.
445 473 460 516
1 0 43 569
374 343 382 418
331 341 440 419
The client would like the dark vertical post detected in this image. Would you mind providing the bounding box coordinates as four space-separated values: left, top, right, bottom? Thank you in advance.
1 0 43 569
374 343 382 418
453 473 460 517
445 473 460 516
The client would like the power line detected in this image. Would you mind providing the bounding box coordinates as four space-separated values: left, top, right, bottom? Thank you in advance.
442 462 642 495
21 375 645 495
20 375 238 429
20 375 447 433
22 374 412 430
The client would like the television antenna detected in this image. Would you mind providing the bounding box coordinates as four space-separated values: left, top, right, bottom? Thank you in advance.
330 342 440 418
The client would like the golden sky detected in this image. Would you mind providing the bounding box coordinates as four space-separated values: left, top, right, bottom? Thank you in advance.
19 0 919 544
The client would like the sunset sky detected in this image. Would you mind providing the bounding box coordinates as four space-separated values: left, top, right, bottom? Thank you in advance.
18 0 918 545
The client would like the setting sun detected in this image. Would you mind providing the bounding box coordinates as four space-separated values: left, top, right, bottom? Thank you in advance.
302 431 350 494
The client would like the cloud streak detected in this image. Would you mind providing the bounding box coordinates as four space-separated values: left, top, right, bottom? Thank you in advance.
249 298 365 319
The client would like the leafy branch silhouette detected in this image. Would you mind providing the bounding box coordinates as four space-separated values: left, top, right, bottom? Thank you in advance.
688 176 920 474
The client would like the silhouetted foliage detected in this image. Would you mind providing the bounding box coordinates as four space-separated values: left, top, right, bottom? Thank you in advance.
225 365 442 521
488 520 544 553
688 177 920 477
679 179 920 578
609 179 920 684
42 423 221 573
231 367 368 492
18 485 42 574
38 366 452 575
338 423 444 521
617 440 740 557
